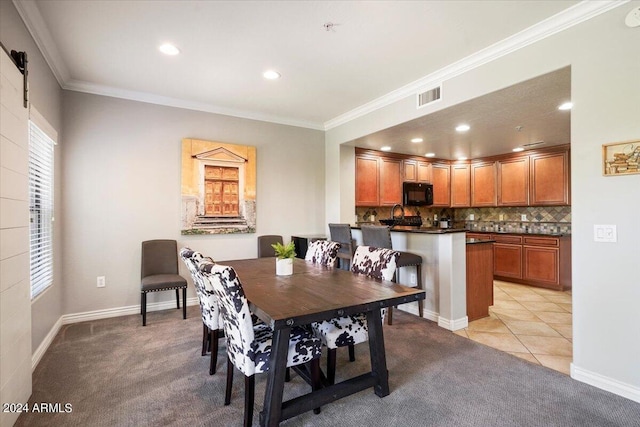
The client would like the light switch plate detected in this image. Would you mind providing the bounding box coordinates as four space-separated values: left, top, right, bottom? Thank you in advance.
594 225 617 243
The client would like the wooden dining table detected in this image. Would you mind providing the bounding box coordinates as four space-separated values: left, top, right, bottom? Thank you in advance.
225 257 425 427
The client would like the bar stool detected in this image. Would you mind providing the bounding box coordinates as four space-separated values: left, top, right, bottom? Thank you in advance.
360 225 424 324
328 223 355 270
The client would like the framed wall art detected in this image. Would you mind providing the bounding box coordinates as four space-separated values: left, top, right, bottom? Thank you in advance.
602 139 640 176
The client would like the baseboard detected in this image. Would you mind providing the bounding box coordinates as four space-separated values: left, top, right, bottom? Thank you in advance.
397 303 439 323
32 297 199 370
32 315 63 371
438 315 468 331
571 363 640 403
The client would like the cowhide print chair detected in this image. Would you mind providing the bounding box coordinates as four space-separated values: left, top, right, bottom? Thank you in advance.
199 263 323 427
179 248 223 375
304 240 341 267
311 245 400 385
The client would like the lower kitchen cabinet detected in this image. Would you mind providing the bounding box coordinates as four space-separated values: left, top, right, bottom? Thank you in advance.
493 242 523 279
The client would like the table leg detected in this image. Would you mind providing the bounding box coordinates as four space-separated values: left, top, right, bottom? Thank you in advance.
366 309 390 397
259 326 291 427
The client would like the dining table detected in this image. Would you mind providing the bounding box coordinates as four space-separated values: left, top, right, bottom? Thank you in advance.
225 257 426 427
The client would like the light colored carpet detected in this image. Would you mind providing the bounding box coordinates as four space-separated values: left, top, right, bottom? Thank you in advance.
16 307 640 426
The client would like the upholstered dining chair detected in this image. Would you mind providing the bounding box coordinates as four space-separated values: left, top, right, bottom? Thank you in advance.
140 239 187 326
199 263 323 427
328 223 355 270
179 248 223 375
257 235 283 258
360 224 424 324
311 245 399 385
304 240 341 267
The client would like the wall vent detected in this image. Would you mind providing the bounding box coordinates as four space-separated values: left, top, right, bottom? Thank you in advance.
417 86 441 108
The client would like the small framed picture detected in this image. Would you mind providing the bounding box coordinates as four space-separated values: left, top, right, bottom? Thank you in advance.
602 140 640 176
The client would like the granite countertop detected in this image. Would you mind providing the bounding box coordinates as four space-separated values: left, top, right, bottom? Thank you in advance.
466 230 569 237
351 224 467 234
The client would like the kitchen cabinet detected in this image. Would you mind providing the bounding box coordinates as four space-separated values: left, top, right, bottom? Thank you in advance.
497 157 529 206
404 160 431 183
431 163 450 207
471 161 497 206
530 150 570 205
492 234 523 279
355 154 379 206
379 157 403 206
450 163 470 207
466 241 494 321
355 151 402 206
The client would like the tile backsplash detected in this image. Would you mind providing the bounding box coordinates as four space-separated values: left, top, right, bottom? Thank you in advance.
355 205 571 235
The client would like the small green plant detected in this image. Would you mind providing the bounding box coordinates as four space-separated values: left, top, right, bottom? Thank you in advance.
271 241 296 259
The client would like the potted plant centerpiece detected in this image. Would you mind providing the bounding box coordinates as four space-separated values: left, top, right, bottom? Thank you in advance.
272 241 296 276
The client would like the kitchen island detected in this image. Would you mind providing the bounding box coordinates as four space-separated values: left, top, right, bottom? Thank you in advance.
351 224 469 330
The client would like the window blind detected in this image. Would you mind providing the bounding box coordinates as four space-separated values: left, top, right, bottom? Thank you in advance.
29 121 54 299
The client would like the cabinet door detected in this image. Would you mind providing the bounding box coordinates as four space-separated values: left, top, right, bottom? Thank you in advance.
471 161 497 206
530 151 570 205
355 155 379 206
497 157 529 206
403 160 417 182
523 246 559 285
417 162 432 183
493 243 522 279
379 157 403 206
431 163 450 206
451 163 470 207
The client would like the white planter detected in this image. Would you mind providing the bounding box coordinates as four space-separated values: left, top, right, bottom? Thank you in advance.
276 258 293 276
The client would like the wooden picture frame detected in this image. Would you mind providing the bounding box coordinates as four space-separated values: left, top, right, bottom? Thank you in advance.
602 139 640 176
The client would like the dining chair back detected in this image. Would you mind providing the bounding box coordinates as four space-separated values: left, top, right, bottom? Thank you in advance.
179 248 222 375
140 239 187 326
351 245 399 282
329 223 355 269
199 263 323 426
257 235 283 258
304 240 341 267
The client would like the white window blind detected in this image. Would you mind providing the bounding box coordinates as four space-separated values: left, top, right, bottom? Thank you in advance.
29 121 55 300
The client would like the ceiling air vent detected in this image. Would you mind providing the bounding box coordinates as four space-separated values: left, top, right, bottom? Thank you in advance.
417 86 441 108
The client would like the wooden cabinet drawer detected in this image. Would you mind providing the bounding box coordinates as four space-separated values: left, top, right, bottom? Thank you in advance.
523 236 559 247
491 234 522 244
466 232 491 240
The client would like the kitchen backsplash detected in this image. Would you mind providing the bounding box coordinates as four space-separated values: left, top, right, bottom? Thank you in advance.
355 205 572 235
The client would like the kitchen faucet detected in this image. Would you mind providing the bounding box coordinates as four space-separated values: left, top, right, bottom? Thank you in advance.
391 204 405 219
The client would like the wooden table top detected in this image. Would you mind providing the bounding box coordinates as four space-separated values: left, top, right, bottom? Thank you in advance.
223 257 425 329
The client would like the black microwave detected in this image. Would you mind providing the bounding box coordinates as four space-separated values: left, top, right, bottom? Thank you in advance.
403 182 433 206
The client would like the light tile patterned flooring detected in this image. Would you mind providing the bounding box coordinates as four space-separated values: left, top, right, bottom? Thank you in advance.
454 280 573 375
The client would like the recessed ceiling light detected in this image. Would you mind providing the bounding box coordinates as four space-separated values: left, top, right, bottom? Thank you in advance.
558 102 573 111
457 156 467 161
455 124 470 132
380 146 392 151
263 70 281 80
411 138 423 143
425 152 435 157
512 147 525 152
159 43 180 55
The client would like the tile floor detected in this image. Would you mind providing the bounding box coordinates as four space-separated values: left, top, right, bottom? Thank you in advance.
454 280 573 375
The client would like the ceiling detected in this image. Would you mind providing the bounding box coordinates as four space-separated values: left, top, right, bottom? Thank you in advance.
16 1 623 159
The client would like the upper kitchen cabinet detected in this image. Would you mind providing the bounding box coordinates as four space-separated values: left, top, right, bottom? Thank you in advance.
403 160 432 183
355 149 402 206
379 157 403 206
530 149 570 206
450 163 470 207
431 163 451 207
497 157 529 206
471 161 497 207
355 153 380 206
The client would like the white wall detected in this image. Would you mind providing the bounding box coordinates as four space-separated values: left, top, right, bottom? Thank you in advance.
326 3 640 400
61 91 325 314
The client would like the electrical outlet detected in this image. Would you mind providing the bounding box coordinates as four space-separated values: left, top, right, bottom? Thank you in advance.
521 214 527 221
410 273 417 285
469 214 475 221
97 276 106 288
499 214 504 221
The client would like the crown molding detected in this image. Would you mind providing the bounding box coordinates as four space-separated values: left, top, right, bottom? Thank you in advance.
12 0 70 84
63 79 325 130
323 0 629 130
